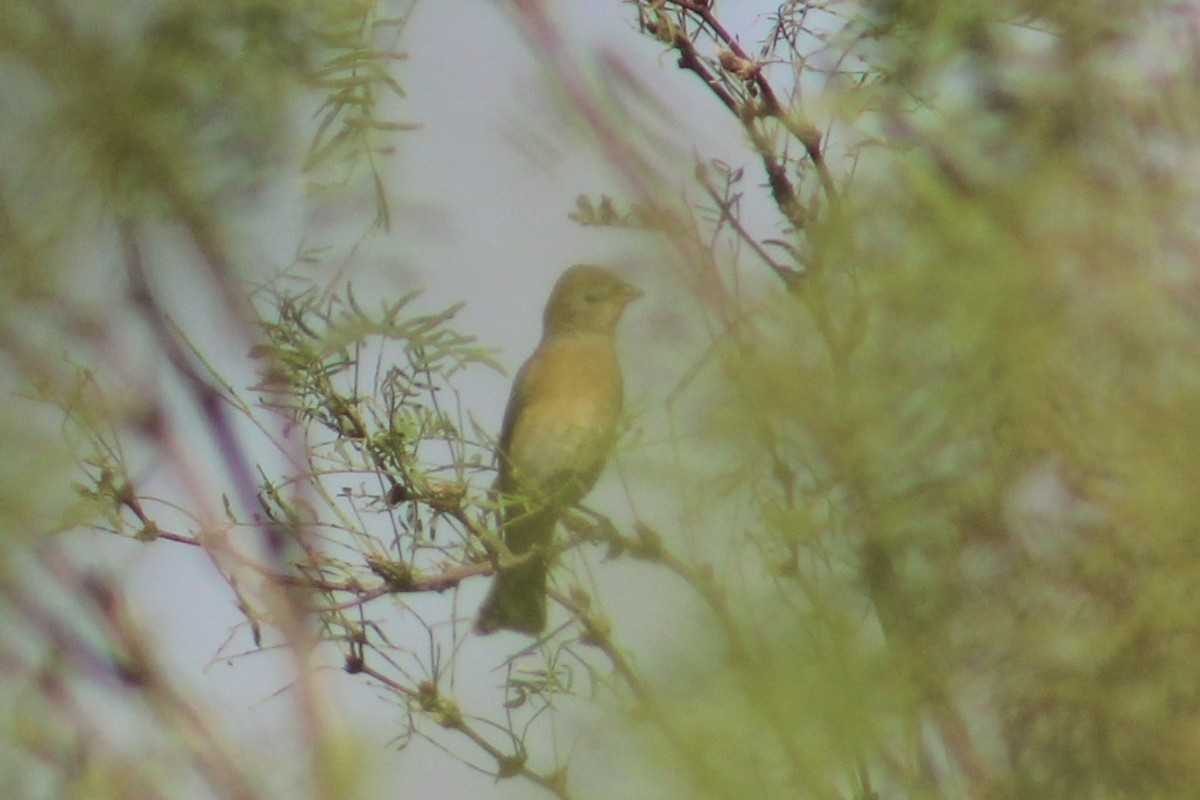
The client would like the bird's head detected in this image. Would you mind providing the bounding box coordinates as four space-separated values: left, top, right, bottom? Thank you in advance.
543 264 643 336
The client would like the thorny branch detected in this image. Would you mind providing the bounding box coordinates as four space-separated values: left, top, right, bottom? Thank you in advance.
640 0 842 242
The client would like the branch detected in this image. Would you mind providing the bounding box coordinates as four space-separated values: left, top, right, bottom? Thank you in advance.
660 3 839 224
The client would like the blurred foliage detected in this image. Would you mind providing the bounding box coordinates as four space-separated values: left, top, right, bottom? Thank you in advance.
0 1 416 799
1 0 313 211
305 1 419 229
612 1 1200 799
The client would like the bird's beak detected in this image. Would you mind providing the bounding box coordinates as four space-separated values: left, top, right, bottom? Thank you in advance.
621 282 644 304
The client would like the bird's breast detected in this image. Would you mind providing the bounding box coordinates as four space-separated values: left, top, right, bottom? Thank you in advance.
502 334 625 492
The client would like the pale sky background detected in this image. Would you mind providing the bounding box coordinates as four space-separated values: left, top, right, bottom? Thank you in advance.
72 2 793 799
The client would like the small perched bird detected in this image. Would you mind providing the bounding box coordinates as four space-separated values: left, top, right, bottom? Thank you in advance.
475 264 642 635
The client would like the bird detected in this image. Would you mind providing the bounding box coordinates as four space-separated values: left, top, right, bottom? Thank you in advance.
475 264 642 635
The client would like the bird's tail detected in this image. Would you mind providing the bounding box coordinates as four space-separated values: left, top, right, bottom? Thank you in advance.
475 560 548 635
